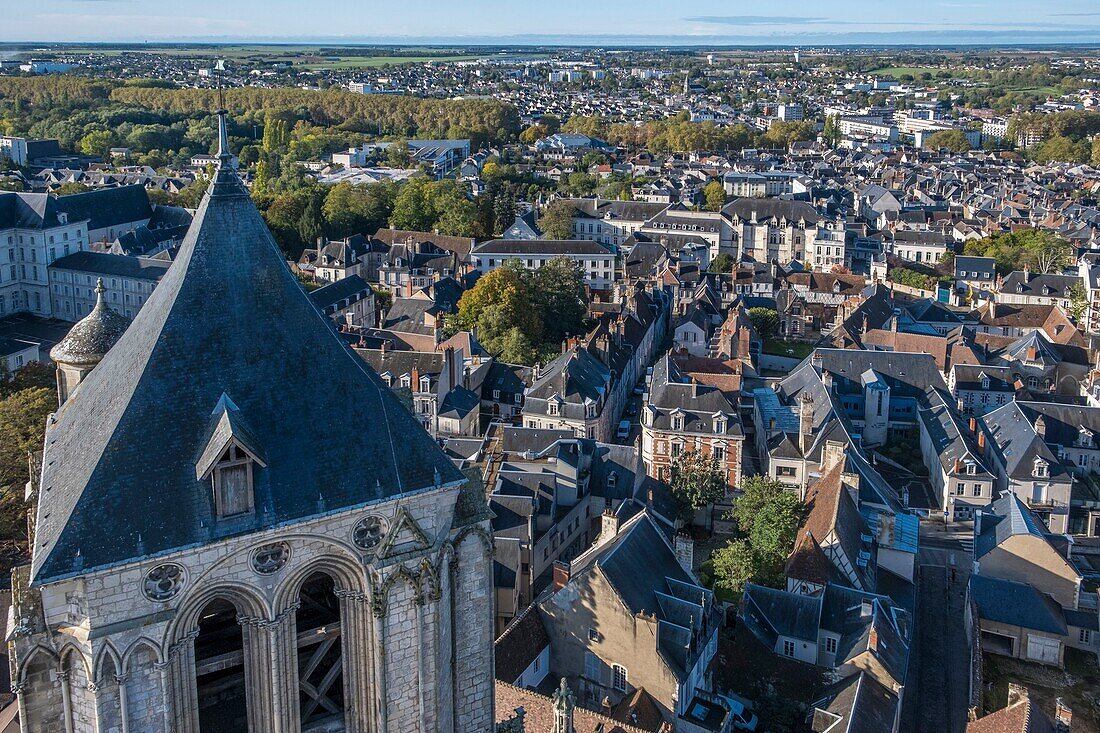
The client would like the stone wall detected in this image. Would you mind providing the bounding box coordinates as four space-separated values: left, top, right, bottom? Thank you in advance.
12 485 497 732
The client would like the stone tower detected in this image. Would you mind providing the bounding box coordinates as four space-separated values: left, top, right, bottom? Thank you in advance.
9 111 495 733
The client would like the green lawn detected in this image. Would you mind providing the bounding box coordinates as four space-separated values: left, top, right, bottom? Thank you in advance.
762 339 814 360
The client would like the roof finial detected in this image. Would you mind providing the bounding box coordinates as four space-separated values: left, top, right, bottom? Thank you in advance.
94 277 106 306
216 107 230 164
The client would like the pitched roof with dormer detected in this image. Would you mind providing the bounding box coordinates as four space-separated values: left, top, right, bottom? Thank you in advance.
32 114 463 584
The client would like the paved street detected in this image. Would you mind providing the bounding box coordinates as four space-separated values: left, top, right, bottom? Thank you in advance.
902 523 973 733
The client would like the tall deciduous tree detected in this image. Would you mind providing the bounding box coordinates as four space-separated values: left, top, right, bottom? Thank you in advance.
669 450 727 523
703 181 727 212
537 199 575 240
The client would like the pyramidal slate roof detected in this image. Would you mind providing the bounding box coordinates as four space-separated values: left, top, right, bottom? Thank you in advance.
32 113 464 584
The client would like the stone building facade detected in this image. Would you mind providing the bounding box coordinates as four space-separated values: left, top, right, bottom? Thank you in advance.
9 113 495 733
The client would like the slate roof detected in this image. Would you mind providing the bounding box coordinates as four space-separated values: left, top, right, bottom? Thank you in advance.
49 250 172 281
722 197 822 224
55 184 153 232
741 583 822 644
494 604 550 683
810 672 899 733
969 575 1067 635
32 124 463 583
472 239 615 256
974 491 1054 559
307 274 373 311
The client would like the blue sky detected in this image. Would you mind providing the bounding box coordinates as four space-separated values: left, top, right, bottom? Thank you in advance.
5 0 1100 44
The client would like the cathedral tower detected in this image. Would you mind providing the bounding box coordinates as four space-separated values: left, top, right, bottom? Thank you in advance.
10 111 495 733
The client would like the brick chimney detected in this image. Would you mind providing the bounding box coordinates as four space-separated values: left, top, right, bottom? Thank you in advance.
968 417 977 434
1055 697 1073 731
1035 415 1046 439
552 561 571 591
977 430 986 450
1027 344 1037 362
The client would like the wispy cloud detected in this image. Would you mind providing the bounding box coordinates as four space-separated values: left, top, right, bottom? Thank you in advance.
686 16 832 26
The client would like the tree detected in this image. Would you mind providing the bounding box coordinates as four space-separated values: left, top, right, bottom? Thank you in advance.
703 181 726 212
925 128 971 153
709 474 804 595
0 387 55 545
322 180 396 238
729 475 787 535
530 257 588 347
1034 135 1087 164
79 129 116 158
709 253 734 274
709 539 757 597
747 307 779 341
668 450 727 523
822 114 841 146
385 141 411 168
1067 282 1088 323
389 177 435 232
538 200 575 240
53 182 91 197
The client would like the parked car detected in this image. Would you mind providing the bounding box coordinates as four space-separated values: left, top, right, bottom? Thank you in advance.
626 402 638 416
632 383 646 396
616 420 631 439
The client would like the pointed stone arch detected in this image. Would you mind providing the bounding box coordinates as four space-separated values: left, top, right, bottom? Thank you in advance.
17 644 59 684
120 637 162 674
453 524 494 559
93 641 123 683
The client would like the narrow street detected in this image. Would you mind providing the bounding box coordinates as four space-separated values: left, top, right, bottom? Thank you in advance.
902 524 973 733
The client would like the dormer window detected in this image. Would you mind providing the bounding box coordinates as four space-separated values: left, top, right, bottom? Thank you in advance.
419 376 431 393
212 445 255 517
714 416 727 434
548 400 560 416
1033 457 1049 478
979 373 990 390
1077 427 1093 448
196 394 266 520
965 461 976 475
672 414 684 432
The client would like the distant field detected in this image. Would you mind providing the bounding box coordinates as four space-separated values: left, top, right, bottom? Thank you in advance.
871 66 957 78
46 44 543 69
302 54 521 69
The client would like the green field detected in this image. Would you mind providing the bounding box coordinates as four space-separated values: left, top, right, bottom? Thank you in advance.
36 44 544 69
870 66 960 78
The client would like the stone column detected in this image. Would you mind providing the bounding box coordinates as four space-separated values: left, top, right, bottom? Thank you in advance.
369 591 388 733
58 670 74 733
236 615 279 733
437 555 456 733
160 630 199 733
334 588 372 733
260 602 301 733
115 674 130 733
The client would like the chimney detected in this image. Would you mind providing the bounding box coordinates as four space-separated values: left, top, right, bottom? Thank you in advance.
975 508 983 537
954 458 962 474
977 430 986 450
1027 345 1037 362
968 417 977 435
600 508 620 544
646 488 654 509
860 598 873 618
822 370 833 394
1055 698 1073 730
405 278 414 298
674 533 694 574
1035 415 1046 439
411 366 420 392
868 626 879 652
552 561 571 591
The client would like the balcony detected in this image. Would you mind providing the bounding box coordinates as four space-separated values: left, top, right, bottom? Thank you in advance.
1026 497 1057 510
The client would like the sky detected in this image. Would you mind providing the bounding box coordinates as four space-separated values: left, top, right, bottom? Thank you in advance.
4 0 1100 45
